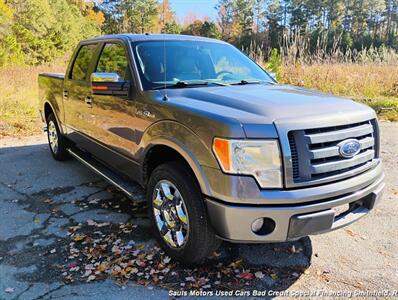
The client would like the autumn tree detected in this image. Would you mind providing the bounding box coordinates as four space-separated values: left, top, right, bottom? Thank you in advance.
216 0 236 40
1 0 101 66
161 20 182 34
0 0 23 65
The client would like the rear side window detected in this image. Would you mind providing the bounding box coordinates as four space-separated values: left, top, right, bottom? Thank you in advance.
96 43 130 81
70 44 97 81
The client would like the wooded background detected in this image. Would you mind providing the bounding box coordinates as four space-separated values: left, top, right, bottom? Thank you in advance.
1 0 397 66
1 0 397 137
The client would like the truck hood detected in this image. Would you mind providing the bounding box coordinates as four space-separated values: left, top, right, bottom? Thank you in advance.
168 84 373 122
166 84 376 136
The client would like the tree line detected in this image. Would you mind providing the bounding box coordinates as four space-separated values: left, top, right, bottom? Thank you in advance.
0 0 397 67
96 0 398 62
98 0 221 38
215 0 398 61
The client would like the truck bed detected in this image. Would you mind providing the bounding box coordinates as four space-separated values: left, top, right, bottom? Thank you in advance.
38 72 65 124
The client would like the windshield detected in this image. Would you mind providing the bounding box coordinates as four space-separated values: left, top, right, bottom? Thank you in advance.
132 40 274 90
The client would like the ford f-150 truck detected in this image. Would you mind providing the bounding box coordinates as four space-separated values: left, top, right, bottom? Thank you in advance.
39 34 385 264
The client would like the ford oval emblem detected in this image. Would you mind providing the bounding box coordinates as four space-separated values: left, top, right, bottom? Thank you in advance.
338 139 361 158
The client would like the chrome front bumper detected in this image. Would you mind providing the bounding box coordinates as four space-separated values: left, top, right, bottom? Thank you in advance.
205 169 385 243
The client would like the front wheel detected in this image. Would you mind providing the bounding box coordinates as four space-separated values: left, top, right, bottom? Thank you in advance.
147 161 220 265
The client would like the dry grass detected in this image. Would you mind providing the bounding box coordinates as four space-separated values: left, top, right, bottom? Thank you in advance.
280 63 398 121
0 65 65 137
0 62 397 138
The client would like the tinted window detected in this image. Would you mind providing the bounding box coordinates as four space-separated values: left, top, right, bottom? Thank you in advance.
96 43 129 81
133 40 273 90
70 44 96 81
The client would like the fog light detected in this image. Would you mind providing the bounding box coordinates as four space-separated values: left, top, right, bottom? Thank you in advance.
251 217 276 235
251 218 264 233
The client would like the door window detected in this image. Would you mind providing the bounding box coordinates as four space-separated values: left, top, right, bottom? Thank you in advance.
70 44 97 81
96 43 130 81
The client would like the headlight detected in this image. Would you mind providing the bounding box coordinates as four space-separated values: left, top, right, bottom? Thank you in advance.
212 138 283 188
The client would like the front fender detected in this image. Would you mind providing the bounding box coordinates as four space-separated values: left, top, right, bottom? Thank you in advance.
139 120 219 196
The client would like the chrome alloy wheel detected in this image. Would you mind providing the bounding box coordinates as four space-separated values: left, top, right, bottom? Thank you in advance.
48 120 58 154
152 180 189 248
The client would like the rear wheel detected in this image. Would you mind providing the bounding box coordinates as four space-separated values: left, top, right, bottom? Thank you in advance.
147 161 220 265
46 113 70 161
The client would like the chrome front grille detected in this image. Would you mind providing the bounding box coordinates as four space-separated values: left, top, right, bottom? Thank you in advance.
288 119 379 185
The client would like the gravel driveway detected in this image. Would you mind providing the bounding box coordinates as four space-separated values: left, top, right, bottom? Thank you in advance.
0 122 397 299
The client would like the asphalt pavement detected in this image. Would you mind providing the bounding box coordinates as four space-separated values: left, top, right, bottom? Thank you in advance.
0 122 397 299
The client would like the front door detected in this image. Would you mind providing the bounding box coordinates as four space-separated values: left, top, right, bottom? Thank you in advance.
86 42 140 174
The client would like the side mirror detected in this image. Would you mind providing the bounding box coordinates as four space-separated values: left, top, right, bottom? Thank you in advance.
91 72 130 96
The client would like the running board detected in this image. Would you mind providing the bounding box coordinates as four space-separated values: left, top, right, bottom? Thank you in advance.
67 148 144 201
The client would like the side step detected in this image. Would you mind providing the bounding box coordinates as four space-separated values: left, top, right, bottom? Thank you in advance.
67 147 144 201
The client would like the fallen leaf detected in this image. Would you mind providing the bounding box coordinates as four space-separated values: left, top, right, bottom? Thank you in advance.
240 272 254 280
73 234 86 242
270 273 278 280
87 219 97 226
229 259 243 268
85 264 94 270
97 262 108 272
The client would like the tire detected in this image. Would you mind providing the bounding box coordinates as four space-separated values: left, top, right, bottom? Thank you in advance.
147 161 220 265
46 113 70 161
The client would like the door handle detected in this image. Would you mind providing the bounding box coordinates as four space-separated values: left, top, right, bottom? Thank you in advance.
85 96 92 107
63 90 68 98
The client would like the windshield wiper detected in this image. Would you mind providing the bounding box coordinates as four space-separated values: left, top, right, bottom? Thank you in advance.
230 79 262 85
152 80 229 90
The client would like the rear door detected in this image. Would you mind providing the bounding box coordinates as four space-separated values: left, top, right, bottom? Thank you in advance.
63 43 99 142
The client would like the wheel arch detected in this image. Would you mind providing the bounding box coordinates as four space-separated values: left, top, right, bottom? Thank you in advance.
139 120 219 196
43 101 65 135
142 139 212 196
44 102 54 121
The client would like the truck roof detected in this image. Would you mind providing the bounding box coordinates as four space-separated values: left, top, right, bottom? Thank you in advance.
81 34 226 44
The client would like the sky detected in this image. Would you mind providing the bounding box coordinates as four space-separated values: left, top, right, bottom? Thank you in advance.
170 0 219 21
